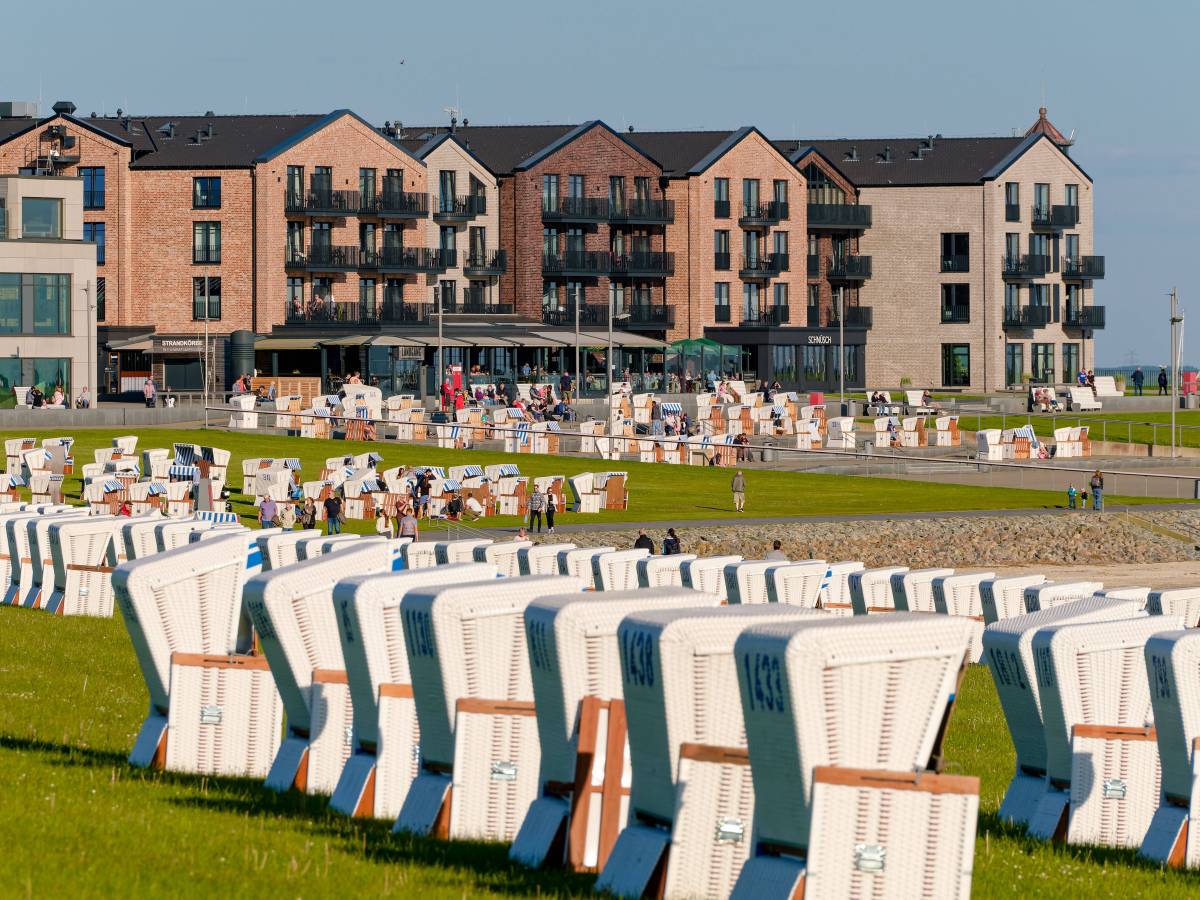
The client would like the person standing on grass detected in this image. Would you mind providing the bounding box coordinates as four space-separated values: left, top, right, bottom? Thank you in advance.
528 485 547 534
731 470 746 512
324 494 343 535
259 495 277 529
1132 367 1144 396
1090 470 1105 511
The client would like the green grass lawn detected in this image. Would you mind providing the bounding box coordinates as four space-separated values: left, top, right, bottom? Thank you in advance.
2 426 1177 526
965 411 1200 448
2 608 1197 898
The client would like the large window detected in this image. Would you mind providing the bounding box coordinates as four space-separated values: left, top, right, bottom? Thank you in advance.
802 345 826 382
742 282 760 320
1063 343 1081 385
773 179 788 204
439 170 457 211
773 345 797 382
609 176 625 208
286 165 304 203
542 174 559 211
568 175 584 199
360 168 376 202
1005 343 1024 386
0 274 70 334
714 230 730 269
95 276 105 321
715 282 730 322
81 167 105 209
0 357 71 404
742 178 760 214
83 222 105 265
1031 343 1054 384
192 222 221 263
192 276 221 320
1034 183 1050 215
941 343 970 387
1004 182 1019 220
286 276 303 313
1005 283 1020 320
941 233 969 272
360 278 376 311
193 176 221 209
941 284 970 323
773 282 788 308
22 198 62 238
714 177 729 218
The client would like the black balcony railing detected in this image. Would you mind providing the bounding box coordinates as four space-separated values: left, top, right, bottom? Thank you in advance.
285 189 359 215
542 196 610 222
1065 305 1106 328
610 198 675 224
807 254 819 277
542 303 607 327
1005 203 1021 222
380 300 431 324
609 251 675 277
941 254 970 273
738 254 786 279
1031 205 1079 229
285 299 378 325
941 304 970 323
1062 255 1106 279
542 250 610 276
714 199 731 219
831 305 873 328
463 250 507 276
715 305 731 323
1002 254 1051 278
741 304 790 326
363 188 429 218
621 304 675 328
1003 305 1052 328
433 194 486 221
442 287 514 315
827 255 872 280
286 244 380 271
739 200 788 227
714 252 731 271
806 203 872 230
380 245 452 273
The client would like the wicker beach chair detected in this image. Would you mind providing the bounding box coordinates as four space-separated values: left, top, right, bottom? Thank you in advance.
818 561 865 616
1024 580 1105 613
399 541 438 570
636 554 697 588
295 532 360 561
512 588 719 872
247 540 395 796
434 538 493 565
930 571 996 663
518 543 577 576
154 519 216 553
764 560 827 607
2 508 73 606
114 533 283 777
258 529 323 571
680 554 743 602
329 563 499 820
1147 588 1200 626
892 567 955 613
558 546 615 590
592 549 650 592
730 614 978 900
475 541 533 577
724 560 776 605
979 574 1046 624
1097 587 1152 607
45 516 124 616
1029 614 1179 847
849 566 909 615
22 512 95 608
394 574 582 841
984 598 1145 827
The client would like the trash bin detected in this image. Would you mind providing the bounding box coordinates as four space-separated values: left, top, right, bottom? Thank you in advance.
1184 394 1198 410
761 444 777 463
845 400 863 417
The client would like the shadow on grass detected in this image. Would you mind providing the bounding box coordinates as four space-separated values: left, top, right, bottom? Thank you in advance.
2 732 592 896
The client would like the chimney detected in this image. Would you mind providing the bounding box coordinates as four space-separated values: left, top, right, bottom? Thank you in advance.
205 122 214 139
51 100 76 116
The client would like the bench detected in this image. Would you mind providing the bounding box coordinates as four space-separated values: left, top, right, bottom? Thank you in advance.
1069 386 1102 411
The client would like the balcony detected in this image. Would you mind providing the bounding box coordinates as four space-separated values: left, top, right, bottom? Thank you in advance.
1062 255 1106 280
286 244 379 272
380 300 431 324
941 304 970 324
542 303 606 327
610 251 675 278
714 252 731 271
827 255 872 280
738 253 786 279
433 194 486 223
542 196 610 224
1031 204 1079 230
806 203 872 230
807 254 819 278
610 198 675 225
285 189 359 216
285 299 378 326
831 305 873 328
623 304 675 328
739 200 788 228
363 188 430 219
380 245 452 274
1003 305 1052 328
543 250 609 277
1065 305 1106 329
715 306 731 323
440 287 514 316
941 254 970 273
463 250 507 277
1002 254 1051 279
741 304 790 326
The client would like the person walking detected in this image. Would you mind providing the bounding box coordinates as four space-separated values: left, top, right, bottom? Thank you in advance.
1089 470 1105 511
528 485 547 533
662 527 681 555
259 496 277 529
1067 484 1078 511
324 493 343 535
545 490 557 534
633 529 655 553
1159 367 1169 396
398 507 419 541
143 377 156 408
1132 367 1144 396
731 470 746 512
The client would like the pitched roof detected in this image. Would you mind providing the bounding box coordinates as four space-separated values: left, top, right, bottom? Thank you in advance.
392 124 576 175
512 120 663 171
1025 106 1070 146
394 130 498 177
621 130 734 176
771 135 1025 187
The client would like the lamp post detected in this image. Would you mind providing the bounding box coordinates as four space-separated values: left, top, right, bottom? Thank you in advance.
838 288 846 412
437 282 444 410
81 280 93 409
202 269 211 429
1170 287 1182 459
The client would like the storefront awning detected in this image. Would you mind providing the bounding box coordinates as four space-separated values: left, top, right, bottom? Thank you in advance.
319 335 374 346
108 334 155 351
366 335 424 347
403 335 472 348
459 335 523 347
535 330 665 349
255 337 320 350
501 333 569 347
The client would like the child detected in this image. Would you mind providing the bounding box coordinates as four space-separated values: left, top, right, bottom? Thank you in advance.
375 509 394 539
1067 484 1077 510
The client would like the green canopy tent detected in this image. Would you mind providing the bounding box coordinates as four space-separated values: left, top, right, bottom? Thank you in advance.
667 337 739 390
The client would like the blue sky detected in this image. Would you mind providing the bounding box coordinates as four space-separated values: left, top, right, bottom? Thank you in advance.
5 0 1193 364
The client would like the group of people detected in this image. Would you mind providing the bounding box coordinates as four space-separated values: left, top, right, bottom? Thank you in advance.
1127 366 1171 397
1067 470 1106 511
24 384 70 408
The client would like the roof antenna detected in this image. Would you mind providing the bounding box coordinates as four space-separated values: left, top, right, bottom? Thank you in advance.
443 105 459 133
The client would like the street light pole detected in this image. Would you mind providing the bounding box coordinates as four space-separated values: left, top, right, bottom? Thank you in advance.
203 270 210 429
607 290 614 440
838 288 845 412
574 295 580 403
437 284 444 411
1171 286 1182 459
82 280 93 409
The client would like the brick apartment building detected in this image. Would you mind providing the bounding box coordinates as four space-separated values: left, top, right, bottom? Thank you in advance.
0 101 1100 397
